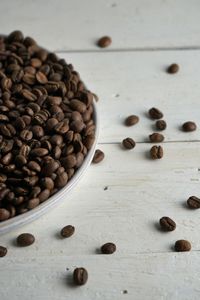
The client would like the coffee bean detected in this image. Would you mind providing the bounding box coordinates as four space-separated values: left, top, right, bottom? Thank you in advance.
31 148 48 157
55 172 68 188
125 115 139 126
0 246 7 257
20 129 33 141
16 233 35 247
0 208 10 221
159 217 176 231
92 149 105 163
42 160 59 176
101 242 116 254
27 198 40 209
182 121 197 132
97 36 112 48
61 155 77 169
149 133 164 143
167 63 179 74
41 177 54 190
155 120 167 131
70 99 87 113
73 268 88 285
60 225 75 238
187 196 200 209
38 189 50 202
174 240 191 252
149 107 163 119
150 145 163 159
122 138 136 149
36 71 48 84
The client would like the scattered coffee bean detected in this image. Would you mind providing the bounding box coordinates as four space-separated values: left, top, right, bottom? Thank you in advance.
101 242 116 254
150 145 163 159
92 149 105 163
97 36 112 48
16 233 35 247
149 107 163 119
174 240 191 252
60 225 75 238
122 138 136 149
159 217 176 231
167 63 179 74
0 31 96 221
125 115 139 126
0 246 7 257
182 121 197 132
149 133 164 143
73 267 88 285
155 120 167 131
187 196 200 209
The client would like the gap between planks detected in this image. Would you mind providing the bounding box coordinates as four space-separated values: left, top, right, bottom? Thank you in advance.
98 140 200 145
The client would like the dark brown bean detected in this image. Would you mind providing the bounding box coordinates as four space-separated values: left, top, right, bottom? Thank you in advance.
187 196 200 209
36 71 48 84
125 115 139 126
27 198 40 209
73 268 88 285
159 217 176 231
61 155 77 169
149 107 163 119
167 63 179 74
150 145 163 159
41 177 54 190
0 208 10 221
149 133 164 143
16 233 35 247
38 189 50 202
101 242 116 254
92 149 105 163
182 121 197 132
70 99 87 113
31 148 48 157
55 172 68 188
60 225 75 238
174 240 191 252
155 120 167 131
122 138 136 149
0 246 7 257
97 36 112 48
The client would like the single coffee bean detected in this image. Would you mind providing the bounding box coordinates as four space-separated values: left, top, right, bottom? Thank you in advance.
155 120 167 131
16 233 35 247
73 267 88 285
187 196 200 209
149 133 164 143
92 149 105 163
150 145 163 159
0 246 7 257
167 63 179 74
0 208 10 221
36 71 48 84
101 242 116 254
174 240 191 252
27 198 40 209
38 189 50 202
159 217 176 231
182 121 197 132
122 138 136 150
149 107 163 119
60 225 75 238
125 115 139 126
97 36 112 48
54 172 68 188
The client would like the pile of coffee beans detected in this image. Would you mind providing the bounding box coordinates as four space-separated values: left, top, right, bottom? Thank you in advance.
0 31 96 221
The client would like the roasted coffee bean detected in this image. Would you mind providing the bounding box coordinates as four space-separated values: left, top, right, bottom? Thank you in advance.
101 242 116 254
31 148 48 157
0 208 10 221
125 115 139 126
38 189 50 202
41 177 54 190
97 36 112 48
76 152 84 167
122 138 136 149
70 99 87 113
167 63 179 74
36 71 48 84
15 155 27 167
73 268 88 285
16 233 35 247
61 155 77 169
159 217 176 231
150 145 163 159
155 120 167 131
55 172 68 188
60 225 75 238
92 149 104 163
50 134 63 146
174 240 191 252
149 133 164 143
27 198 40 209
42 160 59 176
149 107 163 119
20 129 33 141
27 161 41 172
31 125 44 138
187 196 200 209
0 246 7 257
182 121 197 132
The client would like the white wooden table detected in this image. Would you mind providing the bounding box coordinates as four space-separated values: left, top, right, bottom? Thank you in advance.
1 1 200 299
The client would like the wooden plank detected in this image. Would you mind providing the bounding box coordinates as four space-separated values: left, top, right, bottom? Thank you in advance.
59 50 200 143
1 253 200 300
0 0 200 51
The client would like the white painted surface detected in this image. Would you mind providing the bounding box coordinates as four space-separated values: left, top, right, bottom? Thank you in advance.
1 1 200 300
